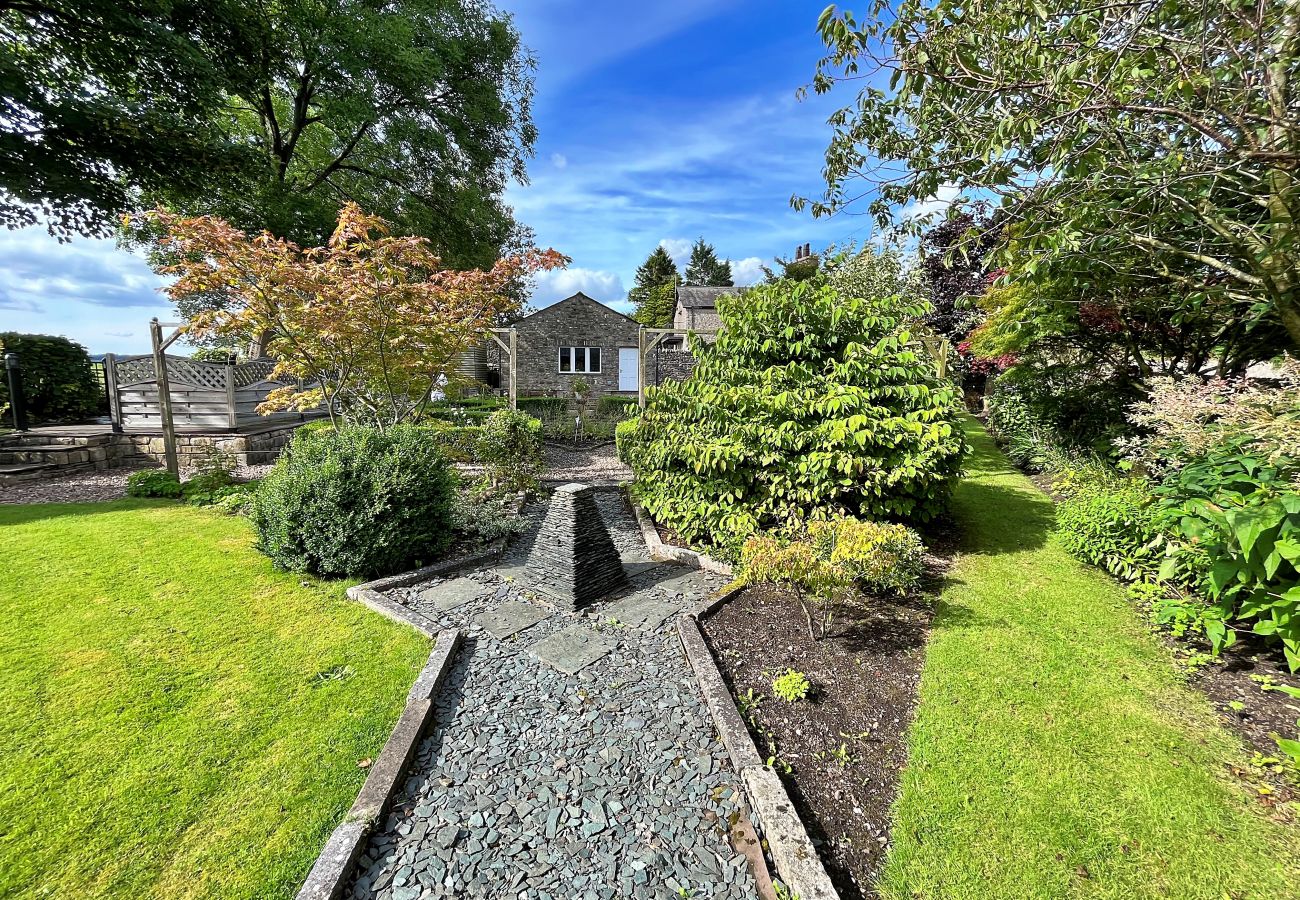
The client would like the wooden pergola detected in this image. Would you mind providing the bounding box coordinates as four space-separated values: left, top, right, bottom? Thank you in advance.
636 326 716 407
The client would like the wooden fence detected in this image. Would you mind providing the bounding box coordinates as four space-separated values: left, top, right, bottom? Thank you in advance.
104 354 315 431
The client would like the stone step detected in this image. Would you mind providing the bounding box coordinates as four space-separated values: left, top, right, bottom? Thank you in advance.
0 433 114 449
0 446 107 466
0 462 59 478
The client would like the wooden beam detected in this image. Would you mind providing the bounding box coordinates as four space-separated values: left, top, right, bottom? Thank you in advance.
507 329 517 411
149 318 180 476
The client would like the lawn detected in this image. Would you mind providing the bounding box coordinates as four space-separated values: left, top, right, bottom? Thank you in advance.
880 418 1300 899
0 500 430 900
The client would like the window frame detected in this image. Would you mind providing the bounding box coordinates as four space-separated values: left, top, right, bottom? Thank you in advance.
557 346 602 374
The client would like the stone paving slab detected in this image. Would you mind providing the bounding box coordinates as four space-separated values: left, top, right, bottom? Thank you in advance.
472 600 548 639
528 624 618 675
418 577 487 613
602 593 683 632
345 490 754 900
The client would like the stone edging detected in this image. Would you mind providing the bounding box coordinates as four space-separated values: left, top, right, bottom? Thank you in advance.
677 608 841 900
627 498 733 576
296 628 461 900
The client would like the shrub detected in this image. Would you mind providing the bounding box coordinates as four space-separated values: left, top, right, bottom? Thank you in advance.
733 515 927 639
0 332 103 423
1155 443 1300 670
451 489 527 544
423 420 482 462
1055 472 1162 582
250 425 459 577
518 396 567 419
126 470 182 499
182 472 235 506
809 517 926 595
772 669 812 703
1118 358 1300 479
618 253 967 559
210 482 259 515
596 395 638 418
476 409 543 492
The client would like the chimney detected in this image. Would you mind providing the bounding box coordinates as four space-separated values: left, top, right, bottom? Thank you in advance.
803 242 812 258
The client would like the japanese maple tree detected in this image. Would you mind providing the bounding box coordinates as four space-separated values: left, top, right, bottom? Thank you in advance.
146 203 565 429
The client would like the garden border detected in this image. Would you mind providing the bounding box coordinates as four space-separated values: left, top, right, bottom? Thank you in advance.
677 603 841 900
297 538 521 899
628 497 733 575
296 627 461 900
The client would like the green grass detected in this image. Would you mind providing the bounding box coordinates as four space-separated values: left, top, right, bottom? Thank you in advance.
881 418 1300 900
0 501 430 900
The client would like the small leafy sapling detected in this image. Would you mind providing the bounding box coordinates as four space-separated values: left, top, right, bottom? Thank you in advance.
1260 682 1300 765
772 669 812 703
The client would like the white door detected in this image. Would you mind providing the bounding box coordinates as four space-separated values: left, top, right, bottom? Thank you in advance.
618 347 638 392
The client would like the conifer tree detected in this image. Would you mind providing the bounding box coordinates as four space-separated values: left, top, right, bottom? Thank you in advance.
629 245 681 327
684 239 733 286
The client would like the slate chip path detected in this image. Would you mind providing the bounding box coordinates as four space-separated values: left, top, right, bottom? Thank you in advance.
347 490 756 900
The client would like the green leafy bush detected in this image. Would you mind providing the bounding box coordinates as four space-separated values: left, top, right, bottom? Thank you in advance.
808 517 926 595
1055 472 1163 582
772 669 812 703
518 396 567 419
596 395 638 418
732 515 927 639
182 472 235 506
1155 444 1300 670
0 332 103 423
250 425 459 577
126 470 182 499
424 420 482 462
476 409 543 492
451 489 527 543
618 254 967 558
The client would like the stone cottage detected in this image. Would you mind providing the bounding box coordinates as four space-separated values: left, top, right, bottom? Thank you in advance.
502 292 642 398
672 285 736 332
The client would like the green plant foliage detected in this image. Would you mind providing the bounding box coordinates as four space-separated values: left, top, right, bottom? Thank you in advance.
1155 444 1300 670
618 256 967 558
1055 473 1163 582
809 517 926 595
476 409 543 493
0 333 103 423
423 420 482 463
450 488 526 544
596 395 638 418
182 472 236 507
772 669 812 703
250 425 458 578
517 396 568 419
126 470 183 499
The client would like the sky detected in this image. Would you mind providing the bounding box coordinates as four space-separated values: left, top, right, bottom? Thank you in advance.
0 1 885 355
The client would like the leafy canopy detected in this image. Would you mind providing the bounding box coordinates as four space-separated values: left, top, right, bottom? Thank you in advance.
629 245 681 327
803 0 1300 350
618 248 967 559
148 203 565 429
683 238 733 287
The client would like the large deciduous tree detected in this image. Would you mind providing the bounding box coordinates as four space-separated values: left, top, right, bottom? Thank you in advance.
802 0 1300 353
629 245 681 327
147 203 565 429
4 0 537 272
0 0 259 238
683 239 733 287
148 0 538 268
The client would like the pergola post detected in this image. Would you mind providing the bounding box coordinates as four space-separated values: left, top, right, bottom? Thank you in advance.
637 327 715 408
488 327 518 411
149 318 181 476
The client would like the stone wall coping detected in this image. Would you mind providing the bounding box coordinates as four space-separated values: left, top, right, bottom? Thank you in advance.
627 496 733 576
676 611 841 900
295 628 461 900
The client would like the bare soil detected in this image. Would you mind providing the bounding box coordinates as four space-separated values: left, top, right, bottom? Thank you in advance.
701 584 934 900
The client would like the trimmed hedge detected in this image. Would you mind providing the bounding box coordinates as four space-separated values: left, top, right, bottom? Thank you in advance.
0 332 103 423
250 425 459 577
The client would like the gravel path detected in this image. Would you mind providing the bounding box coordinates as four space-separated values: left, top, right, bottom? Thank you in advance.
0 463 272 505
346 492 758 900
542 443 631 486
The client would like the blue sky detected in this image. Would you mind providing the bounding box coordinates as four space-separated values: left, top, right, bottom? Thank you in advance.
0 1 884 354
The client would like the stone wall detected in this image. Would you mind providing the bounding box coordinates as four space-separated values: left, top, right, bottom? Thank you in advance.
125 422 308 468
673 305 723 333
653 347 697 384
505 293 640 398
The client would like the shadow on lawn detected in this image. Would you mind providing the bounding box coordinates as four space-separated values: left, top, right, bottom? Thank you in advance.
0 497 173 527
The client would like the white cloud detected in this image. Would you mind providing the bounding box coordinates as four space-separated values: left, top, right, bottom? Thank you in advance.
530 267 625 307
727 256 766 286
659 238 693 269
898 183 962 227
550 152 568 169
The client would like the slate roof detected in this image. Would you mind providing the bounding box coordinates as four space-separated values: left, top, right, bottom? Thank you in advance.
674 285 738 309
519 292 638 325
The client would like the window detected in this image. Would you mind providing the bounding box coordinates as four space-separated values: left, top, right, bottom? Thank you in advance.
558 346 601 373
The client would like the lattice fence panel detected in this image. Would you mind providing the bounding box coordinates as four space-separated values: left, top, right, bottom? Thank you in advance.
113 355 156 387
165 358 229 390
234 359 278 388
